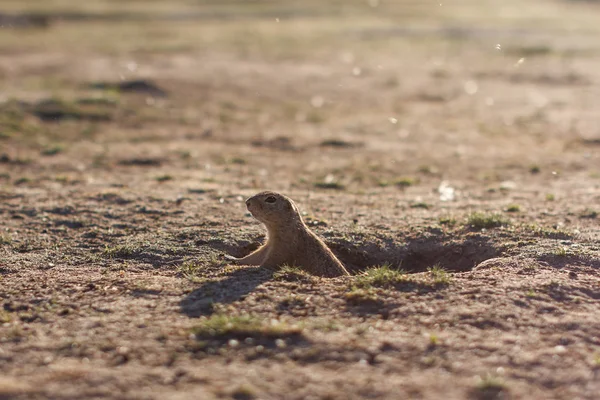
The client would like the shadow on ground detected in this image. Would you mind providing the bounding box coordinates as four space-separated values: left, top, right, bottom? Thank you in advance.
537 253 600 270
180 266 273 317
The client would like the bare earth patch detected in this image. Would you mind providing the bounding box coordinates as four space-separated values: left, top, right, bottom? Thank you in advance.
1 0 599 399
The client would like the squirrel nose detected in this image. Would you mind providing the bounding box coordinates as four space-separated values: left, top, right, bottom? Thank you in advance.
245 199 251 207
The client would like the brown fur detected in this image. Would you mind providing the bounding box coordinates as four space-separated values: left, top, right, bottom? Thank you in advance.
227 191 349 278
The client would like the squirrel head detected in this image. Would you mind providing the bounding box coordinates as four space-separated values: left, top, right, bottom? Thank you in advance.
245 191 301 226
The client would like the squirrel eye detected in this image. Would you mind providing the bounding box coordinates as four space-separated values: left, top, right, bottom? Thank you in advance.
265 196 277 203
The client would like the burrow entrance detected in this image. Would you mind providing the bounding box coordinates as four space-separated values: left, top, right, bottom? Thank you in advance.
197 230 501 276
327 233 500 274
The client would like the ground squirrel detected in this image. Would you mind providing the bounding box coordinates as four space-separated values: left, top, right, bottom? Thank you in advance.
226 191 350 278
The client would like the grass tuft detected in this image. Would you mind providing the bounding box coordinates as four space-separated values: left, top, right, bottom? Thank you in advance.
179 260 205 281
354 264 407 288
553 246 568 257
231 384 257 400
428 265 451 285
395 176 417 188
41 144 65 156
505 204 521 212
102 244 141 259
14 177 32 185
466 212 510 230
439 216 457 227
0 233 12 246
428 333 439 346
314 181 345 190
0 310 12 323
155 174 173 182
192 314 302 339
344 287 381 305
475 373 507 397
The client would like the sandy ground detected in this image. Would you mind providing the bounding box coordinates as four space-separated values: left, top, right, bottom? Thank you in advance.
1 0 599 399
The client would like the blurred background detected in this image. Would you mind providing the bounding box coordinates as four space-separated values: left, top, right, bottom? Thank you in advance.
1 0 599 193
